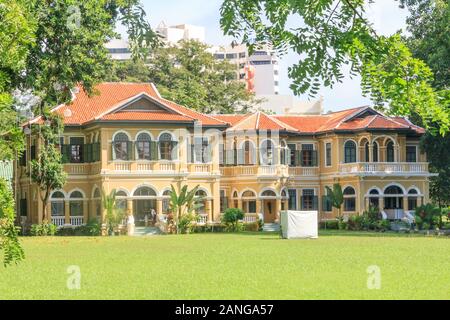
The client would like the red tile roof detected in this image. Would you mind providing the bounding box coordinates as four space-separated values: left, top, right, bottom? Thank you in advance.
36 83 226 126
29 83 424 135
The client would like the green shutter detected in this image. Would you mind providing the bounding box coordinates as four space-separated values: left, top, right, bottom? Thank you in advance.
111 143 116 161
20 151 27 166
295 150 301 167
150 141 158 161
312 150 318 167
93 143 100 162
127 141 134 160
61 145 70 163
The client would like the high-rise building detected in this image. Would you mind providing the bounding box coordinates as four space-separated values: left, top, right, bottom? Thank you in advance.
211 44 280 96
105 39 132 61
156 21 206 45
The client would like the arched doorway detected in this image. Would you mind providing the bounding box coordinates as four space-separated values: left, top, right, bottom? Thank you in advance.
133 186 157 226
384 185 404 219
260 189 277 223
368 189 380 209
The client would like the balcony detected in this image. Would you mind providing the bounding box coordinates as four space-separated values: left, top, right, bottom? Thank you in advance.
64 162 102 175
339 162 431 176
220 165 289 178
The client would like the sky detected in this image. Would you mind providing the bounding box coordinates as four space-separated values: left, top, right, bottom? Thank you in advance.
137 0 410 112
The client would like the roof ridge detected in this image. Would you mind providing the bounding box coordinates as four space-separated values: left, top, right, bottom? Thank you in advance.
263 113 298 131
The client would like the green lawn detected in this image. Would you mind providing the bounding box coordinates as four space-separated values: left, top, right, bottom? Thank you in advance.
1 232 449 300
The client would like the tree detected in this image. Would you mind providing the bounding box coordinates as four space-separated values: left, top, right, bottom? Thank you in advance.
102 189 125 235
220 0 449 133
221 208 245 232
400 0 450 206
30 112 67 222
326 184 344 220
107 40 259 114
0 179 24 266
169 184 201 234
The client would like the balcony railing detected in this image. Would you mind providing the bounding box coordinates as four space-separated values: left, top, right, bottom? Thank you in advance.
64 163 102 175
339 162 429 175
288 167 319 176
51 216 65 227
69 216 84 226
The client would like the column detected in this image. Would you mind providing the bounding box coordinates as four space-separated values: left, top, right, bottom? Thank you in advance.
205 200 212 223
256 199 261 214
275 198 281 223
64 201 70 224
127 199 133 217
403 197 409 213
156 199 163 215
379 197 384 212
83 200 89 224
368 144 373 162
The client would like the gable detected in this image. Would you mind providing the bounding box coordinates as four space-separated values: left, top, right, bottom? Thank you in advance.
120 95 175 113
343 107 381 122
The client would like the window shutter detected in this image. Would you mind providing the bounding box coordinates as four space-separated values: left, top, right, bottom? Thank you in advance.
61 145 70 163
20 152 27 166
312 150 318 167
295 150 301 167
30 145 36 160
219 144 224 165
82 144 89 163
237 149 245 165
93 143 100 162
313 196 319 210
171 141 178 160
300 196 304 210
150 141 158 161
126 141 134 160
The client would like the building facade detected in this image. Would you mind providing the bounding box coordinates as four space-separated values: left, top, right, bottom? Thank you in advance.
16 83 433 228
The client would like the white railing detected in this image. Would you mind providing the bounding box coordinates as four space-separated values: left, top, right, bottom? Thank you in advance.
160 163 175 172
65 164 88 175
114 162 131 171
258 165 277 176
51 216 65 227
340 162 429 175
243 214 258 223
137 163 152 171
197 214 208 225
288 167 319 176
192 164 211 173
69 216 84 226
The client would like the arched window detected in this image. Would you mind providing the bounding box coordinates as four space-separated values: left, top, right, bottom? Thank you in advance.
51 191 65 217
69 191 84 217
368 189 380 209
195 190 208 215
261 190 277 197
136 133 152 160
159 133 177 161
408 189 418 211
384 186 403 195
242 190 256 213
344 141 357 163
386 141 395 162
115 190 128 214
260 140 276 165
343 187 356 212
134 187 157 197
113 132 130 161
232 190 239 208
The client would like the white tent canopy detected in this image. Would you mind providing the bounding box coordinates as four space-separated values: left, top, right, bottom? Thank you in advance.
280 211 318 239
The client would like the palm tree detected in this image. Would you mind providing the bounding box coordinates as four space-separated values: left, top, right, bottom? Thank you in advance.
102 188 125 235
169 184 201 233
326 183 344 220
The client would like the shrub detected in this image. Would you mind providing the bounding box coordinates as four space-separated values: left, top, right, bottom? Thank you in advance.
442 223 450 230
221 208 244 232
244 222 259 232
415 204 441 229
30 221 57 236
375 220 391 232
348 215 365 231
319 220 339 229
178 213 197 234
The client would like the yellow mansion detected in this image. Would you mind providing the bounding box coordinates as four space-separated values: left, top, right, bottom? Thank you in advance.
16 83 434 229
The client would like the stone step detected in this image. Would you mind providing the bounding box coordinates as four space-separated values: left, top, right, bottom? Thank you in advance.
263 223 280 232
132 227 162 236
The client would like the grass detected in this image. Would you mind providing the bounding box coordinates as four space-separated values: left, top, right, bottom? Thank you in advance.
0 231 449 300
